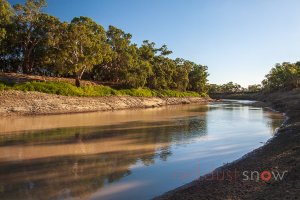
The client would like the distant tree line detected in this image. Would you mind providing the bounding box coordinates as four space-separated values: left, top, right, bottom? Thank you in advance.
209 61 300 94
262 62 300 92
208 82 244 94
0 0 209 92
208 82 260 93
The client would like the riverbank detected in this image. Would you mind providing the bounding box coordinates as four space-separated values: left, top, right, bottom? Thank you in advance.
0 72 211 116
0 90 210 117
209 92 260 100
0 73 203 98
155 89 300 200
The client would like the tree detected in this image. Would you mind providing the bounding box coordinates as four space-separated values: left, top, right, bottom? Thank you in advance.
96 26 151 88
0 0 13 45
26 14 63 75
248 84 261 92
262 62 300 92
208 84 221 93
0 0 211 92
173 58 191 91
139 40 156 62
0 0 14 71
221 82 242 93
121 43 151 88
62 17 109 87
146 43 176 89
13 0 48 73
104 25 133 83
188 63 209 93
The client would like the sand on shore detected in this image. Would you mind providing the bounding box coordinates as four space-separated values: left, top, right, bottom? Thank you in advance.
0 90 210 117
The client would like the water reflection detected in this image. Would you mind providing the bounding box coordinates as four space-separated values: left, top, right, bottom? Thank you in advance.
0 115 208 200
0 101 283 200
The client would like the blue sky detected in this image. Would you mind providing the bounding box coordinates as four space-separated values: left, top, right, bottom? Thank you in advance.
9 0 300 87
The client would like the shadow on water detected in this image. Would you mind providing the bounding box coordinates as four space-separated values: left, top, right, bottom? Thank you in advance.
0 102 284 200
0 115 208 200
0 116 207 147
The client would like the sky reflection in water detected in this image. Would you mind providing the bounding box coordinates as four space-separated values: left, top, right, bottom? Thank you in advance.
0 100 283 200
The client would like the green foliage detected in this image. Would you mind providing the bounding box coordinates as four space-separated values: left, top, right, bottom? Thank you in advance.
208 61 300 94
12 82 115 96
0 82 7 91
0 81 202 97
63 17 109 85
0 0 13 43
208 82 244 94
94 26 152 88
12 0 48 73
173 58 191 91
147 57 176 89
0 0 209 95
116 88 203 97
262 62 300 92
116 88 156 97
156 89 202 97
188 64 209 93
248 84 262 92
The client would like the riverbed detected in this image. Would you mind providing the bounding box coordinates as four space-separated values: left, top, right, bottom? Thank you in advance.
0 100 283 200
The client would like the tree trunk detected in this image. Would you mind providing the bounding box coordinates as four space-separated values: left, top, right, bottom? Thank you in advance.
22 48 33 74
75 66 87 87
75 75 81 87
22 54 30 74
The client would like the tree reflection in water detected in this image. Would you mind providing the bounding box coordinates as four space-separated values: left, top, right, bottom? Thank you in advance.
0 102 283 200
0 114 208 200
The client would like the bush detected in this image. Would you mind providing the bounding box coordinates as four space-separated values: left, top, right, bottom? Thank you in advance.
117 88 156 97
156 89 201 97
0 81 205 97
0 83 7 91
14 82 83 96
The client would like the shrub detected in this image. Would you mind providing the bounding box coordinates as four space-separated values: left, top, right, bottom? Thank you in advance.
0 81 205 97
0 83 7 91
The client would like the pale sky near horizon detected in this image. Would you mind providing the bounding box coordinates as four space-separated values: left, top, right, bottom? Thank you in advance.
9 0 300 87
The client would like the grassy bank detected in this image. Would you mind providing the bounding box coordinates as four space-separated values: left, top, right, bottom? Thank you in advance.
0 81 205 98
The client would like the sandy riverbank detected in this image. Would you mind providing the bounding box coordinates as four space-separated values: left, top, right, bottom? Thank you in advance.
0 90 211 117
155 89 300 200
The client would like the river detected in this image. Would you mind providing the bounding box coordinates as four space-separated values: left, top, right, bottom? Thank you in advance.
0 100 283 200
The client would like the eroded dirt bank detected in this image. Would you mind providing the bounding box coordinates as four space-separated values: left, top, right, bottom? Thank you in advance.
0 90 210 117
155 89 300 200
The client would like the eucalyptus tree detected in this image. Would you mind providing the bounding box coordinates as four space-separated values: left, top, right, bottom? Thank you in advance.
139 40 156 62
27 14 64 75
262 62 300 91
97 26 151 88
174 58 192 91
208 84 221 93
124 44 151 88
0 0 13 71
104 25 133 83
0 0 212 92
146 43 176 89
188 63 209 93
0 0 13 45
61 17 109 87
105 25 139 84
12 0 48 73
248 84 262 92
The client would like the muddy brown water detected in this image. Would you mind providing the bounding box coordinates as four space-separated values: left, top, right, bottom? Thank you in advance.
0 100 283 200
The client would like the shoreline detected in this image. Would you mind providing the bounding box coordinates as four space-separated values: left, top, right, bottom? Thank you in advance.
0 90 211 117
1 88 299 199
155 89 300 200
